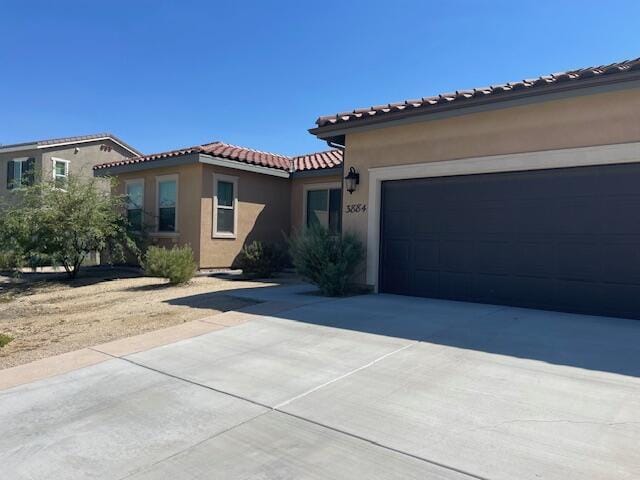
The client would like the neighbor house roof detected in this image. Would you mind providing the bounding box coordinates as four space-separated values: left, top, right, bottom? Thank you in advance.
0 133 141 156
94 141 343 174
311 56 640 137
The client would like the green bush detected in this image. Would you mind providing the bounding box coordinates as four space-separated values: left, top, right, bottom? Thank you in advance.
0 333 13 348
289 225 365 296
143 245 196 284
0 251 20 272
237 241 286 278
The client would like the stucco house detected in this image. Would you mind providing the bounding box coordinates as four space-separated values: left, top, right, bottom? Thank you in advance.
93 142 343 268
310 56 640 319
0 133 140 200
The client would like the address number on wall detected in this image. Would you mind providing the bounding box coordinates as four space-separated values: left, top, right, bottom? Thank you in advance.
345 203 367 214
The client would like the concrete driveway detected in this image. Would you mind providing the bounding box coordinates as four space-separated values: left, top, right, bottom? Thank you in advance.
2 285 639 479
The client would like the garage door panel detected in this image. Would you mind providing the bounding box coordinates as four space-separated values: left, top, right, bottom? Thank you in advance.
383 210 412 236
555 280 603 312
556 241 601 281
440 272 474 300
475 240 511 274
381 268 411 295
414 210 442 234
602 197 640 234
599 283 640 315
601 239 640 284
509 276 557 308
440 239 475 272
474 202 513 233
513 241 556 277
516 200 557 233
380 163 640 319
441 206 474 233
554 199 604 235
474 273 514 302
414 240 439 270
383 239 410 264
413 270 440 297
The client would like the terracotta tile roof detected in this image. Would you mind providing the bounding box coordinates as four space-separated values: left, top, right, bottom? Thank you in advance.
200 142 292 170
314 56 640 129
292 150 343 171
93 141 343 173
0 132 141 155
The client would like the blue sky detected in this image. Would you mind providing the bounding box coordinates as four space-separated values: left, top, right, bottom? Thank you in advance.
1 0 639 156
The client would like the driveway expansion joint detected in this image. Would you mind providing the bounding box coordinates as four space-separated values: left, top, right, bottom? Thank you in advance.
93 341 490 480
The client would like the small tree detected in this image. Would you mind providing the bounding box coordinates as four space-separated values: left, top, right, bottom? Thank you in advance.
0 176 137 279
288 225 365 296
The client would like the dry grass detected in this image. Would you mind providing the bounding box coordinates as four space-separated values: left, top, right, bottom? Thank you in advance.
0 267 285 369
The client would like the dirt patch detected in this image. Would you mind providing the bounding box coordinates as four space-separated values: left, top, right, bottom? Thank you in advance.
0 268 286 369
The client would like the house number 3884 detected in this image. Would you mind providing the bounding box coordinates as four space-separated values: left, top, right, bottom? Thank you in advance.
345 203 367 214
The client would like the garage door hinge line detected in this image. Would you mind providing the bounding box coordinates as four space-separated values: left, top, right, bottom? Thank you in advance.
274 342 416 409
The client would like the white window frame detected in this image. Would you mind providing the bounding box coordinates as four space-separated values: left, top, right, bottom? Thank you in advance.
155 174 179 235
302 182 341 230
51 157 70 185
212 173 238 239
125 178 145 232
9 157 30 189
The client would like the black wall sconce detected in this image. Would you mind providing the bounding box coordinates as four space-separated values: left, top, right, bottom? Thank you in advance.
345 166 360 194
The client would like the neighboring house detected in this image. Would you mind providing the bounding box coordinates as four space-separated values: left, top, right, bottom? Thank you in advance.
0 133 140 200
310 56 640 319
93 142 343 268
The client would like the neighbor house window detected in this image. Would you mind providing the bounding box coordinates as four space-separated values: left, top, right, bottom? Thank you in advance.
306 186 341 234
213 174 238 238
6 157 35 189
52 158 70 188
156 175 178 232
125 179 144 231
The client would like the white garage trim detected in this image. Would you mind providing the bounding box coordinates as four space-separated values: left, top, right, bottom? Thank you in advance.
366 141 640 290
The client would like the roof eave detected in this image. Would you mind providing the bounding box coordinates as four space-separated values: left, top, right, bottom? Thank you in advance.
310 70 640 140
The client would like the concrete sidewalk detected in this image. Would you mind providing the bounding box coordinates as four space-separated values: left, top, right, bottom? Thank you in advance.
2 286 639 479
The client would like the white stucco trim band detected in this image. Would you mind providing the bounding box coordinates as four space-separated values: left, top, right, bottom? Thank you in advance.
366 141 640 290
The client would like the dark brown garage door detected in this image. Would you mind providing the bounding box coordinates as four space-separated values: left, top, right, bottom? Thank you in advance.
380 163 640 319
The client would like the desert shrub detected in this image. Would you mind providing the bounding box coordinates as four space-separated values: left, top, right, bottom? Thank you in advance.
0 251 20 272
289 225 365 296
143 245 196 284
0 333 13 348
237 241 286 278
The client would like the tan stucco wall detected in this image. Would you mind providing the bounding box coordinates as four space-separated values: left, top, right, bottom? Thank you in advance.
41 140 132 193
290 174 343 234
114 163 203 264
111 162 345 269
199 164 290 268
341 87 640 284
1 139 131 201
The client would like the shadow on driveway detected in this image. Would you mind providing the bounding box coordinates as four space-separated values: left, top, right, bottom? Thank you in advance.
169 284 640 378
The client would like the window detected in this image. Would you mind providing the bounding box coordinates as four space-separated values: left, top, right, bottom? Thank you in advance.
156 176 178 232
6 157 35 189
52 158 69 188
306 186 342 234
213 174 238 238
125 180 144 231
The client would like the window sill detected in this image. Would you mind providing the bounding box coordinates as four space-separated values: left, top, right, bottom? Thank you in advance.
212 232 237 239
150 231 180 238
